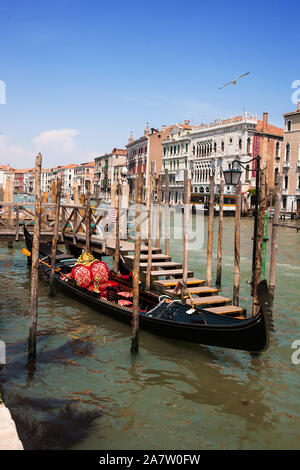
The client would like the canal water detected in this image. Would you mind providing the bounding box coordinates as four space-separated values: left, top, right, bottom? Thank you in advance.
0 214 299 450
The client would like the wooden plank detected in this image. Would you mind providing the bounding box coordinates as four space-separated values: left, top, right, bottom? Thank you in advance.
205 305 245 315
124 254 171 261
140 261 182 269
165 286 218 296
186 295 231 306
149 269 193 278
154 278 205 288
141 246 162 254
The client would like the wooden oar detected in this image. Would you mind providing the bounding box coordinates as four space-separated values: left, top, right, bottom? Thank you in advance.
21 248 62 274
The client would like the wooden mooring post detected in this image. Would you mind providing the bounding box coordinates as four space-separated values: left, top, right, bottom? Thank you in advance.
131 172 143 354
253 171 267 316
85 182 91 253
216 179 224 286
182 169 191 301
164 169 170 256
41 191 48 230
113 180 121 273
155 175 162 249
206 174 214 287
269 174 282 310
233 182 241 306
28 153 42 362
146 162 155 291
49 177 62 297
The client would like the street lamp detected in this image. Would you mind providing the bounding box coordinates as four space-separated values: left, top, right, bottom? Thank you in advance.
223 167 242 186
121 166 128 178
223 155 261 295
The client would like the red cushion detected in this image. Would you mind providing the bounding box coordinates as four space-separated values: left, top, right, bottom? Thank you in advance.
90 261 109 283
118 291 133 299
98 281 119 291
118 299 132 307
71 265 93 288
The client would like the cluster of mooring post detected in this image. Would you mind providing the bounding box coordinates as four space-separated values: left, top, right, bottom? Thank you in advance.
202 168 281 316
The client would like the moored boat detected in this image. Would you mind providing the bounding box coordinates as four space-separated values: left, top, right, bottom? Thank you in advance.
23 226 273 353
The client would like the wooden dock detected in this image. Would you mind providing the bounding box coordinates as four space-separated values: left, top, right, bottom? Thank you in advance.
0 201 246 317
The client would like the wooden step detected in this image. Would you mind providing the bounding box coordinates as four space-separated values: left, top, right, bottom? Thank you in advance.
124 254 171 262
154 278 205 288
141 262 182 270
165 286 218 296
186 295 232 306
205 305 245 316
140 247 162 254
149 269 194 278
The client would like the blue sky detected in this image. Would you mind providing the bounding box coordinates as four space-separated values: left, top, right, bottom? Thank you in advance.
0 0 299 168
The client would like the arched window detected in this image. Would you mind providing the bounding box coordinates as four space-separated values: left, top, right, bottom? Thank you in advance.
214 142 217 152
221 141 224 152
284 175 288 190
247 138 251 153
276 142 280 158
286 143 290 162
274 167 279 184
239 138 242 150
245 164 250 181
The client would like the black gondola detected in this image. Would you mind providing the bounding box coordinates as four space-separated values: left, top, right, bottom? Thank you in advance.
24 227 273 353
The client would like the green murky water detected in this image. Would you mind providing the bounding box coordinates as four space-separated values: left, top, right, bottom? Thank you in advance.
0 214 299 450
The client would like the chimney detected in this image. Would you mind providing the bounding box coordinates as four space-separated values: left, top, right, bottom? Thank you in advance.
129 131 133 143
297 102 300 111
263 112 268 132
144 123 150 136
184 120 190 126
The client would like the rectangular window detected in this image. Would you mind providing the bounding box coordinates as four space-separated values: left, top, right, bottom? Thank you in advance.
287 120 292 131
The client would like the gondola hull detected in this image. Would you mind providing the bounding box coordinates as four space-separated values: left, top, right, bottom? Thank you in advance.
23 227 271 353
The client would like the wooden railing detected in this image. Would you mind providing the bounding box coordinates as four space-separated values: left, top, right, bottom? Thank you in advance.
0 202 108 242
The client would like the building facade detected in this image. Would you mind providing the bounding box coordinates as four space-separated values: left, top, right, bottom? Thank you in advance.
161 122 194 203
161 113 283 206
282 102 300 215
126 124 172 198
94 148 126 199
73 162 94 195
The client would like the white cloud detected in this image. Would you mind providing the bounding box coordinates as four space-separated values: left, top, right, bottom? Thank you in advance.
33 128 80 156
0 135 33 168
0 128 88 169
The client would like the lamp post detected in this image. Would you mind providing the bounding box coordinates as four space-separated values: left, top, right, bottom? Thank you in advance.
223 155 261 295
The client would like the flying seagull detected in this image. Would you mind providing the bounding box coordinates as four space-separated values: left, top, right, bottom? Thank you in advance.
219 72 250 89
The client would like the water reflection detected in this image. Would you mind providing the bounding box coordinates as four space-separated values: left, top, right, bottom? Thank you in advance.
0 216 299 450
